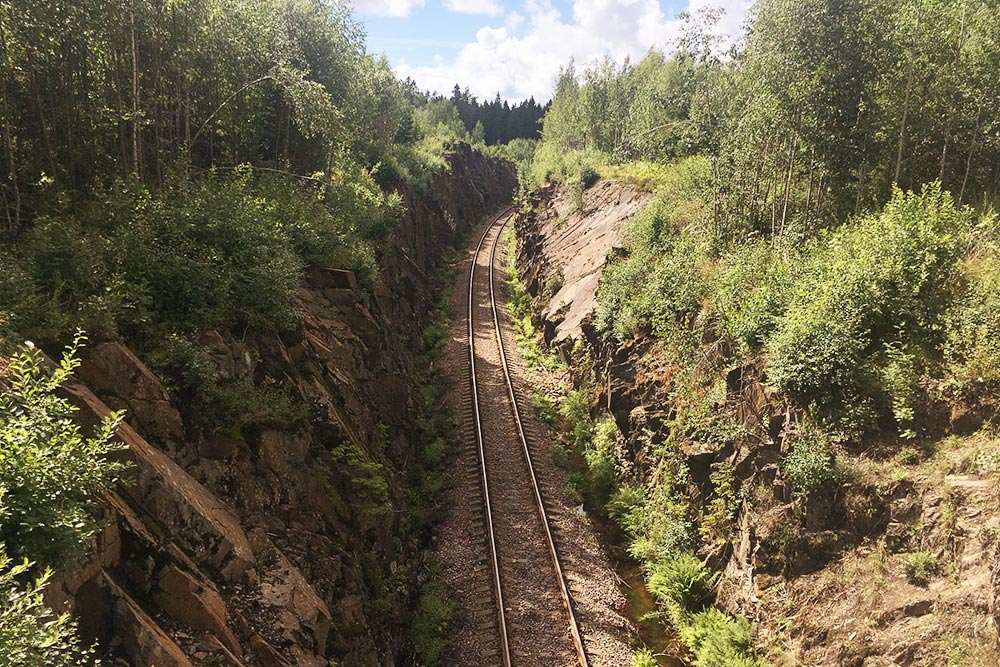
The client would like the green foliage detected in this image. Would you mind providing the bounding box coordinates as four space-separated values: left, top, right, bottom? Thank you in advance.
528 144 605 191
4 169 401 344
407 265 457 539
945 221 1000 390
647 553 719 623
713 240 798 351
782 423 839 496
328 440 389 516
0 551 97 667
0 335 127 565
599 162 672 191
585 417 620 503
632 648 658 667
532 390 559 429
211 379 309 435
607 485 648 534
560 389 593 450
409 578 454 667
767 185 968 431
595 158 714 341
898 551 939 584
700 462 740 542
678 607 767 667
502 228 565 372
146 334 220 403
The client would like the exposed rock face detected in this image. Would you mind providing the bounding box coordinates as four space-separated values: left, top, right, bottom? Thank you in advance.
516 180 649 350
516 178 1000 665
47 147 516 667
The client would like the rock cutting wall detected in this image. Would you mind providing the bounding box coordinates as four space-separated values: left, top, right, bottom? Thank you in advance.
45 145 516 667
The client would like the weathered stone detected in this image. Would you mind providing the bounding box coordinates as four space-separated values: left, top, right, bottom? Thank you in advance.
155 564 242 655
200 433 243 459
108 574 194 667
257 430 310 474
78 341 186 442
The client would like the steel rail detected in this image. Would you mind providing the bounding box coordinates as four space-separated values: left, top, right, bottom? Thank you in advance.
468 206 515 667
487 215 590 667
466 206 590 667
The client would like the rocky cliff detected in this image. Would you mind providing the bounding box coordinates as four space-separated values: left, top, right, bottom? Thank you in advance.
516 179 1000 665
46 145 516 667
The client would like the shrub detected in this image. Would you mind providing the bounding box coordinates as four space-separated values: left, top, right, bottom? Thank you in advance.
627 503 695 565
211 379 309 434
598 161 672 191
579 163 600 189
0 251 66 342
409 578 453 667
647 553 719 623
632 648 658 667
608 485 648 534
0 335 127 565
767 184 967 431
898 551 939 584
678 607 767 667
713 240 797 351
3 168 398 343
0 551 97 667
532 390 559 429
595 167 713 340
527 144 605 190
944 251 1000 389
700 462 740 542
782 424 838 495
145 334 219 403
584 417 620 502
328 441 389 515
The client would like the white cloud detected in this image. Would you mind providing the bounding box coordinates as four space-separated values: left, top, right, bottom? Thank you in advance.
352 0 426 18
395 0 753 102
504 11 524 30
444 0 504 16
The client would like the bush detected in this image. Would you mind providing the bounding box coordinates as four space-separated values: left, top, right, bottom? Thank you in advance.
614 450 696 564
595 165 713 340
898 551 939 584
532 391 559 429
579 163 600 189
3 168 398 344
0 251 66 342
632 648 658 667
678 607 766 667
0 335 127 565
782 423 839 496
647 553 719 623
560 389 593 450
713 240 797 351
0 551 97 667
598 161 672 191
945 252 1000 389
211 379 309 435
409 578 454 666
767 184 968 431
585 417 620 502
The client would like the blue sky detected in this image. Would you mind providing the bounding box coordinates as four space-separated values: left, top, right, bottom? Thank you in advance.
351 0 753 103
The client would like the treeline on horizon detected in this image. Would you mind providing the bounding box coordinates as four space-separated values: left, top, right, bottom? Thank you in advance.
445 85 547 145
534 0 1000 234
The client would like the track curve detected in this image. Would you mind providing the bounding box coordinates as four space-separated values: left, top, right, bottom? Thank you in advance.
466 207 590 667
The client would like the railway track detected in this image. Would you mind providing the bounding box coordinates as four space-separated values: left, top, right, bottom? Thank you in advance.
459 207 590 667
